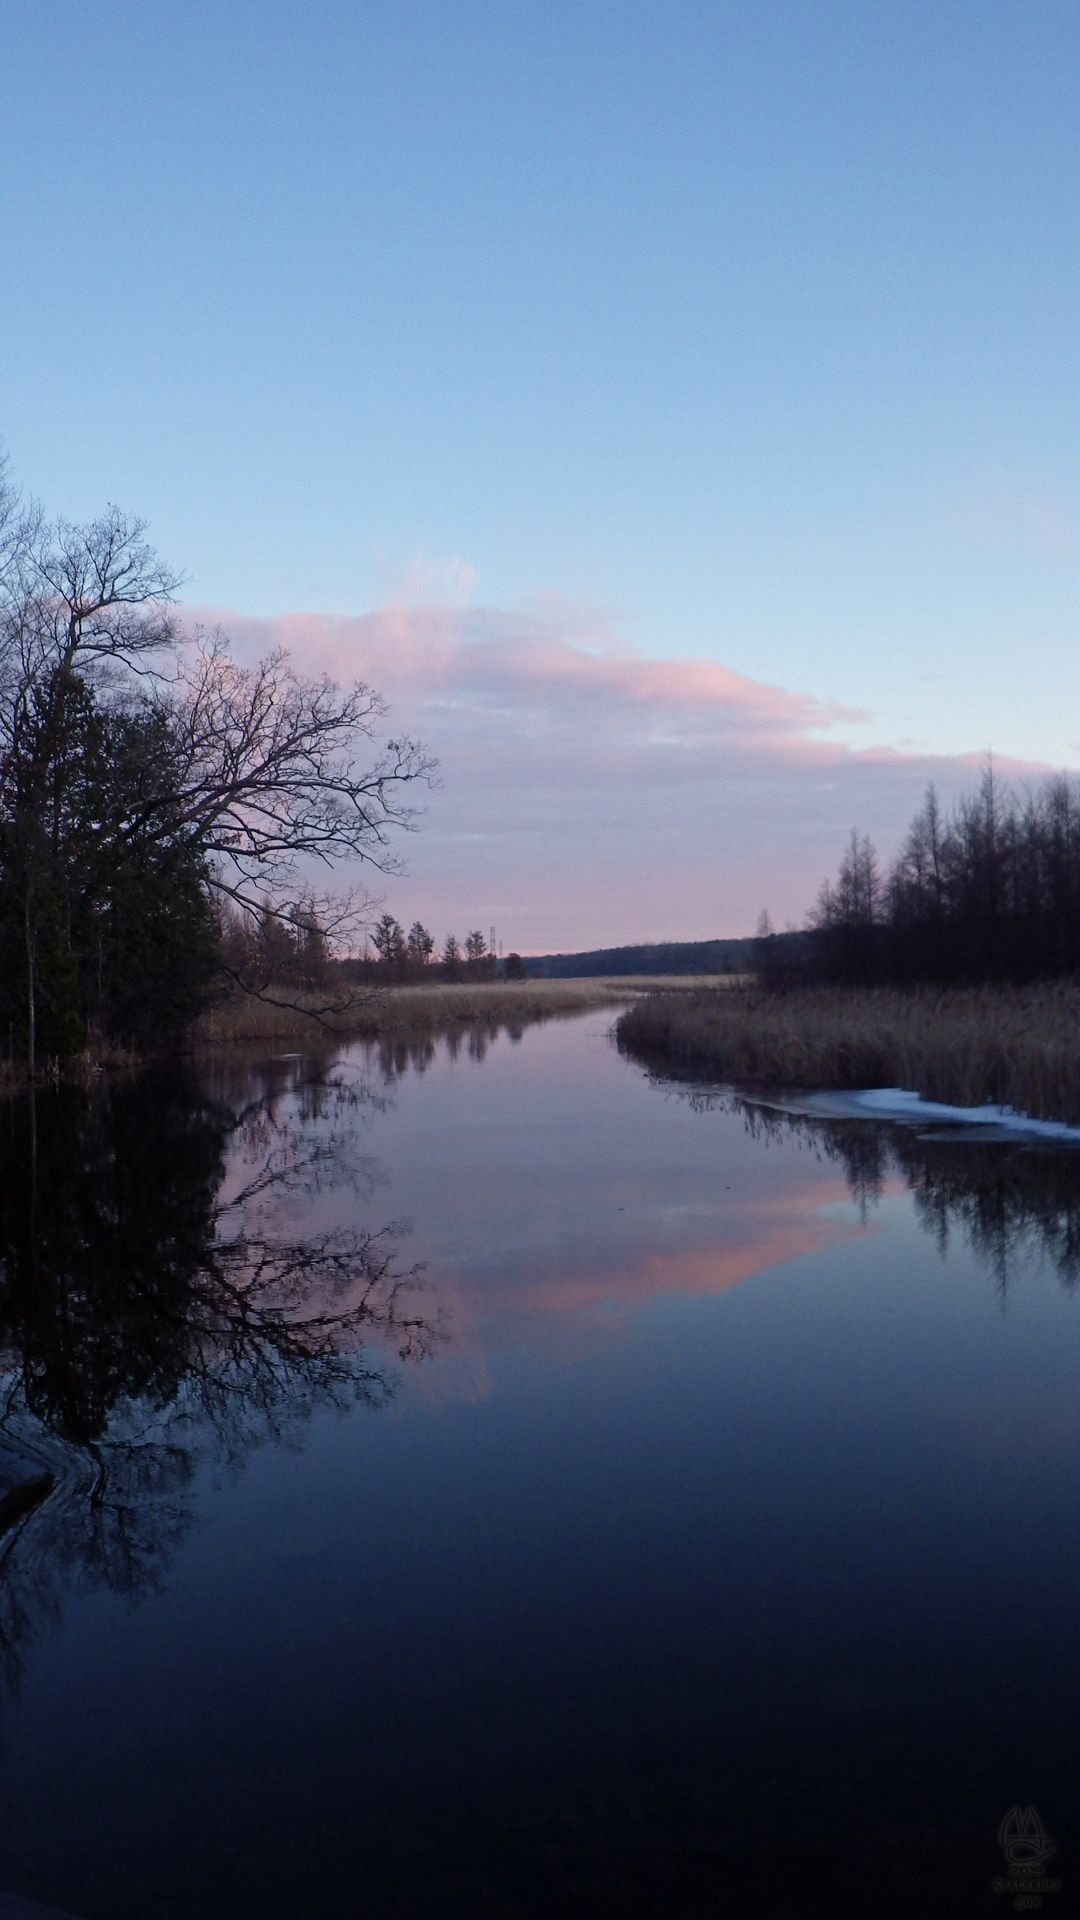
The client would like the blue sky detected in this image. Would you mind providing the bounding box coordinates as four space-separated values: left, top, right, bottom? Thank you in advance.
4 3 1080 941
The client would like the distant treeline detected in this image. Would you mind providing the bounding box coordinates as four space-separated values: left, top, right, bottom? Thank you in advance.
342 915 519 983
340 931 755 984
524 939 755 978
762 768 1080 987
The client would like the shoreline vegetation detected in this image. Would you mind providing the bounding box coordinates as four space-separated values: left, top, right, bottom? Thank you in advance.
615 766 1080 1128
616 982 1080 1126
193 975 725 1046
0 977 730 1092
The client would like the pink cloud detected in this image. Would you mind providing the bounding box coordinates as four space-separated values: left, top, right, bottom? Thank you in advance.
186 598 1043 952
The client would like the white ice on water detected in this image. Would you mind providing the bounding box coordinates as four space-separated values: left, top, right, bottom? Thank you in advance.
751 1086 1080 1144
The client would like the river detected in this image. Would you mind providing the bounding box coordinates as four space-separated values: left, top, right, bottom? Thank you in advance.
0 1009 1078 1916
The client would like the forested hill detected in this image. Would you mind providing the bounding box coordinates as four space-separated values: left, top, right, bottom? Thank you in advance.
523 939 754 978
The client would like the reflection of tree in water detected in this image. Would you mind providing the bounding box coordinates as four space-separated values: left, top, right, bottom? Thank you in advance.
677 1082 1080 1296
0 1055 435 1693
896 1132 1080 1293
357 1019 526 1085
766 1107 1080 1294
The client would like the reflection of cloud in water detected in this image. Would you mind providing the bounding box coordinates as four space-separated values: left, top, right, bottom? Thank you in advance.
309 1025 886 1374
429 1180 873 1368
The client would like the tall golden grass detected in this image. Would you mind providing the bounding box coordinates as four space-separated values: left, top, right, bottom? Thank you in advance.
616 983 1080 1123
193 975 718 1045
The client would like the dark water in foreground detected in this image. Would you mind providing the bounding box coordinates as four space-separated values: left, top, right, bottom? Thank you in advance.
1 1013 1080 1916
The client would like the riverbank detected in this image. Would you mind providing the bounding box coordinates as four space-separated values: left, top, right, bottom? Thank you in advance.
0 977 732 1092
0 1040 142 1097
193 975 729 1045
616 982 1080 1124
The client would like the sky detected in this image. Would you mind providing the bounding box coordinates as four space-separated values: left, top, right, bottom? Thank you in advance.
3 2 1080 949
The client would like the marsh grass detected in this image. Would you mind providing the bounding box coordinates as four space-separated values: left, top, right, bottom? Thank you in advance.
617 982 1080 1124
193 975 722 1046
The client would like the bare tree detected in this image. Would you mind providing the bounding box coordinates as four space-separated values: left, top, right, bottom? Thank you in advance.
0 503 181 737
0 452 40 603
0 503 185 1059
0 480 435 1045
151 633 434 943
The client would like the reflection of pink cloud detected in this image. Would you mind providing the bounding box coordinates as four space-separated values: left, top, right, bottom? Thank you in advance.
419 1177 878 1383
458 1195 863 1321
188 599 1043 950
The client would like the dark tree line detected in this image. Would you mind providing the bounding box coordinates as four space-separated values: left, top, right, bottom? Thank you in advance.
766 765 1080 986
344 915 514 982
0 460 432 1063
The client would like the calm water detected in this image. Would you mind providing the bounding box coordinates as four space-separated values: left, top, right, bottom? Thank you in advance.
1 1011 1080 1916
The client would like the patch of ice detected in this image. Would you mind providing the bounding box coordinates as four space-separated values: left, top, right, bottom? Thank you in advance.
751 1086 1080 1144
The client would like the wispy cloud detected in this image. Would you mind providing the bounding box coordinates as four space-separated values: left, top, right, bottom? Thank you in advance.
189 597 1040 950
374 550 479 606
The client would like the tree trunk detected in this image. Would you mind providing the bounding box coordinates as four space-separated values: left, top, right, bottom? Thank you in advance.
24 887 36 1077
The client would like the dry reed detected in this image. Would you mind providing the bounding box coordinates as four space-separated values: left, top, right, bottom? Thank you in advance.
616 982 1080 1124
192 975 720 1046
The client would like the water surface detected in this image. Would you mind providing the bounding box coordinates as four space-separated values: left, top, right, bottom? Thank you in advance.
1 1013 1079 1916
